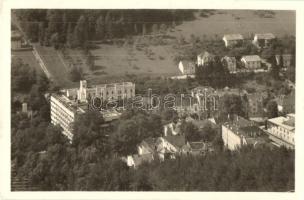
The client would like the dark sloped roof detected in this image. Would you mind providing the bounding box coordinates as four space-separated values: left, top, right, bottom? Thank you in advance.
133 153 154 166
189 142 206 150
141 137 158 152
164 135 186 148
223 34 244 40
255 33 275 40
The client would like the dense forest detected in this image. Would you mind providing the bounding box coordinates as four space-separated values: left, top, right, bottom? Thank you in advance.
12 108 295 191
14 9 195 48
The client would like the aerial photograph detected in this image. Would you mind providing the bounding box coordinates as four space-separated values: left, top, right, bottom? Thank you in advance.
11 9 295 191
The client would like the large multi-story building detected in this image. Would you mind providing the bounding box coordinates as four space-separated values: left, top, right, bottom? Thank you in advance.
222 115 269 151
72 80 135 103
50 80 135 140
266 113 295 149
50 94 85 140
190 86 248 119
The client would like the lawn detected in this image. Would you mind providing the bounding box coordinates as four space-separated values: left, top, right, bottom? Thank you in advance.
170 10 295 40
27 10 295 88
89 43 179 81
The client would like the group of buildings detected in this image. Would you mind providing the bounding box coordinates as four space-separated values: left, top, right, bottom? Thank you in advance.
222 33 275 48
178 33 293 76
184 86 263 119
221 113 295 151
124 118 216 168
124 109 295 168
50 80 135 140
45 33 295 169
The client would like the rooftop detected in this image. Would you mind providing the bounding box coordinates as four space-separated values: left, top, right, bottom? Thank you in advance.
189 142 206 150
268 115 295 131
198 51 214 59
11 31 22 40
89 82 134 89
223 115 268 139
140 137 160 153
282 54 293 59
51 94 86 114
133 153 154 167
164 135 186 149
186 117 218 130
180 60 194 66
100 109 122 122
192 86 215 94
242 55 261 62
222 56 236 63
255 33 275 40
223 34 244 40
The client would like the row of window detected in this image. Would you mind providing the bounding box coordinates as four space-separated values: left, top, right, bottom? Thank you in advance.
270 126 294 144
51 101 74 130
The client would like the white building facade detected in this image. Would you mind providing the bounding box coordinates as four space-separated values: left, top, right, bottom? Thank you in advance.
267 114 295 148
76 80 135 103
253 33 275 48
197 51 214 67
50 95 85 140
178 60 195 75
241 55 262 70
222 124 245 151
222 34 244 48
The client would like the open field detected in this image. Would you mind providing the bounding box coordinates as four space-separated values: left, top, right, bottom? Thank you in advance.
170 10 295 40
85 10 295 84
89 43 179 80
24 10 295 87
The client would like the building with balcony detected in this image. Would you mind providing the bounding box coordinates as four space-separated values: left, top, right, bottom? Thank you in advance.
266 113 295 149
51 80 135 140
76 80 135 103
50 94 85 140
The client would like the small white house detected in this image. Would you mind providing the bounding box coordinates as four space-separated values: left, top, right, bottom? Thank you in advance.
241 55 262 70
197 51 214 66
253 33 275 48
178 60 195 75
223 34 244 48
